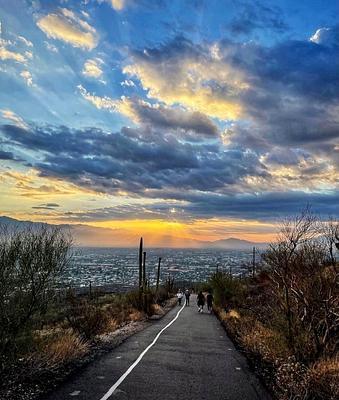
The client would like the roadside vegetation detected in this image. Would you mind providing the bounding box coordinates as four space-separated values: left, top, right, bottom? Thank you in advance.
0 225 175 400
204 210 338 400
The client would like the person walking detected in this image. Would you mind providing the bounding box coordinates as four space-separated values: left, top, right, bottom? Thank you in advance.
197 291 205 313
176 289 183 306
184 288 190 306
206 291 214 313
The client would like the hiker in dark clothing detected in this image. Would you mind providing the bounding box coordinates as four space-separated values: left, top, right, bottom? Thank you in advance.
197 291 205 313
206 292 214 313
184 289 190 306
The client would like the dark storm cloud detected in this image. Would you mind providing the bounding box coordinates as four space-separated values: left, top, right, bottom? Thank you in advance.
0 123 267 194
128 100 219 137
177 190 339 219
58 190 339 222
0 150 15 160
130 31 339 156
248 39 339 102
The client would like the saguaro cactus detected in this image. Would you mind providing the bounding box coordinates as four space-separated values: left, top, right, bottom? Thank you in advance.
156 257 162 293
138 237 143 289
142 251 146 290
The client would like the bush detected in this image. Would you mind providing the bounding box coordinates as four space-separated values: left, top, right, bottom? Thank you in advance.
309 358 339 400
209 271 244 307
156 287 171 304
275 356 310 400
66 298 110 339
124 290 143 309
36 330 89 368
241 322 290 363
0 225 72 359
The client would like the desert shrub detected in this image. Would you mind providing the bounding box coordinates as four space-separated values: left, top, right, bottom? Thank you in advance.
150 304 165 316
209 271 244 307
66 298 110 339
0 225 72 359
275 356 310 400
241 322 290 363
213 211 338 400
36 329 89 368
156 286 171 304
217 308 250 341
308 358 339 400
128 309 144 321
124 290 143 309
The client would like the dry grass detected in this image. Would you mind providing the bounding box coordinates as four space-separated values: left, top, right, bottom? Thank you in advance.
37 329 89 368
219 309 240 321
150 304 165 316
241 322 290 363
107 318 119 331
128 309 144 321
275 356 310 400
309 357 339 400
216 306 339 400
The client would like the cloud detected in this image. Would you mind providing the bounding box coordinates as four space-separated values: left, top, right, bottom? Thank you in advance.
44 41 58 53
32 203 60 210
121 34 338 174
0 150 15 160
123 38 247 120
97 0 127 11
0 26 33 64
18 35 33 47
78 84 120 111
37 8 98 50
20 70 34 86
82 58 104 78
0 123 267 196
78 85 219 136
310 26 339 46
121 79 135 87
133 34 337 188
109 0 126 10
229 1 288 35
1 109 28 129
0 43 27 63
55 190 339 222
123 99 219 136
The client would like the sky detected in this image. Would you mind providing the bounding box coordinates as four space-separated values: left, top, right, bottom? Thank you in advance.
0 0 338 246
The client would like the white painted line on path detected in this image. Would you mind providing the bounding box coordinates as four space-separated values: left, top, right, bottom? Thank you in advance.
70 390 81 396
99 303 186 400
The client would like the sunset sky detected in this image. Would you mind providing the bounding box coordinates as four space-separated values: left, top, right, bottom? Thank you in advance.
0 0 338 246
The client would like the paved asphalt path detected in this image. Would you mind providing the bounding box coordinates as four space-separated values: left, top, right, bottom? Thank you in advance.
43 296 271 400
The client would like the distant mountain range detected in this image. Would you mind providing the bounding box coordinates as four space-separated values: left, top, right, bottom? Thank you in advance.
0 216 268 249
207 237 267 249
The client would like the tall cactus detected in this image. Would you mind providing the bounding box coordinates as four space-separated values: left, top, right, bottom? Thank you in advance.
156 257 162 293
138 237 143 289
142 251 146 290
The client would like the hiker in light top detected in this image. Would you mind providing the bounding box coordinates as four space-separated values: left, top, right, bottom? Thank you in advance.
176 289 184 306
184 288 190 306
206 291 214 313
197 291 205 313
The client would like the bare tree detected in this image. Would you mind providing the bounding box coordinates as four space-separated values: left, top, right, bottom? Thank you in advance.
0 225 72 357
287 241 338 358
263 209 338 360
321 217 339 268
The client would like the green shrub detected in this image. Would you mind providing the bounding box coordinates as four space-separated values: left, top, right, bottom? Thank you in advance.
208 271 244 307
0 225 72 359
66 298 110 339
